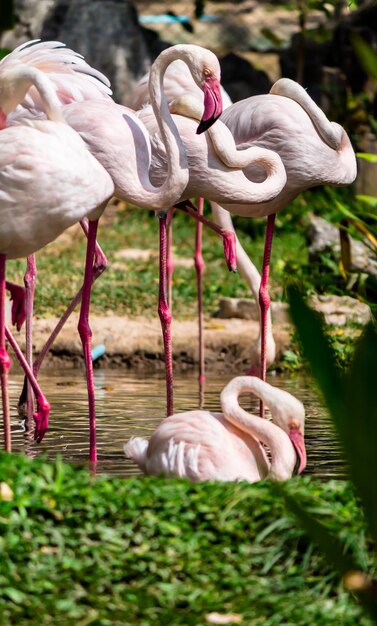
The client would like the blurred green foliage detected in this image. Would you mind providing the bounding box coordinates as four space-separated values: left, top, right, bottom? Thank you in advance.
0 0 13 59
282 288 377 622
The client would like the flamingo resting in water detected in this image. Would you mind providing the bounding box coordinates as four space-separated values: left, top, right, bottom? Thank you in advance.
124 376 306 483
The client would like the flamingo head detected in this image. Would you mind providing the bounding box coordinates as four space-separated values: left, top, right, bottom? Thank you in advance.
172 45 223 134
196 66 223 134
288 422 307 474
0 65 42 115
269 388 307 474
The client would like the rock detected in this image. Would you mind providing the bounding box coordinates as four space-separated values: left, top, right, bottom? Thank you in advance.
215 297 290 323
1 0 54 48
306 213 377 280
216 293 371 326
306 213 339 259
311 294 371 326
41 0 151 104
219 52 272 103
1 0 152 105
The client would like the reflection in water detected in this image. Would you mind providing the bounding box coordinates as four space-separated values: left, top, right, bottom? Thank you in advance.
7 369 344 479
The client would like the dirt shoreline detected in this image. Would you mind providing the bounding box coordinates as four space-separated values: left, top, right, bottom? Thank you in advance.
9 315 292 374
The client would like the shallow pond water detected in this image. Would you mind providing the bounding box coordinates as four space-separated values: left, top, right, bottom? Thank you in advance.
7 369 344 479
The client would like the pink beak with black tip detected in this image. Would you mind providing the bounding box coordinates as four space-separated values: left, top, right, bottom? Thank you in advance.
289 428 307 474
196 76 223 135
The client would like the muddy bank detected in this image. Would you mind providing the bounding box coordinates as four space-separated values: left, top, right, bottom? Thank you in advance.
10 315 292 374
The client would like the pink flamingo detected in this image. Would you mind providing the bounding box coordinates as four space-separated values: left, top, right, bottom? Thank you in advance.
59 43 227 418
153 85 356 409
135 93 287 401
218 79 357 392
1 40 114 418
130 66 278 391
0 60 114 452
124 375 306 483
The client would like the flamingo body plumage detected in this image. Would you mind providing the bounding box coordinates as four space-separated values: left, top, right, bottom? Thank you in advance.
0 119 113 259
219 82 357 217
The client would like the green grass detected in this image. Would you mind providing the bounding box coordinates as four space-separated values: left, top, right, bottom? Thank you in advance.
7 186 371 323
0 452 375 625
5 199 308 320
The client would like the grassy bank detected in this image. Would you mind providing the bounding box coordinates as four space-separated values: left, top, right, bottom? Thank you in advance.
0 452 374 625
5 196 309 321
6 187 368 371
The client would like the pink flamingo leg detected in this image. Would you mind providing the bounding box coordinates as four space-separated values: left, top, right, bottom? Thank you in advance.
259 213 276 417
166 207 174 308
5 326 50 442
78 219 99 463
195 198 205 397
0 255 11 451
5 282 26 330
33 219 108 378
17 224 107 416
158 212 174 417
24 254 37 418
175 203 237 272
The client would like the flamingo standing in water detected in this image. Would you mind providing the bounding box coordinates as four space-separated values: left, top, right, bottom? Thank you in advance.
1 40 114 418
218 78 357 388
54 43 226 419
134 70 357 400
0 60 114 452
130 62 277 390
124 375 306 483
131 82 287 404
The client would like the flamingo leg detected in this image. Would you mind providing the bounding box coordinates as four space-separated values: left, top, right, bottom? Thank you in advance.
5 326 50 442
175 203 237 272
195 198 205 400
5 282 26 331
0 255 11 451
166 207 174 308
77 219 99 463
33 219 108 378
24 254 37 418
17 220 108 414
259 213 276 417
158 211 174 417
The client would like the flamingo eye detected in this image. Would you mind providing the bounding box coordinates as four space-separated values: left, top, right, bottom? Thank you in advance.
289 419 300 430
203 68 212 78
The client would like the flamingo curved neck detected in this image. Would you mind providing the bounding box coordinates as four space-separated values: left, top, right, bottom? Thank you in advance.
147 49 190 203
220 377 297 480
270 78 343 150
169 94 287 203
1 65 64 122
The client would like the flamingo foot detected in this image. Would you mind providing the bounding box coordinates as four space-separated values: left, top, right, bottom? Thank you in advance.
5 282 26 331
222 231 237 272
33 398 50 442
